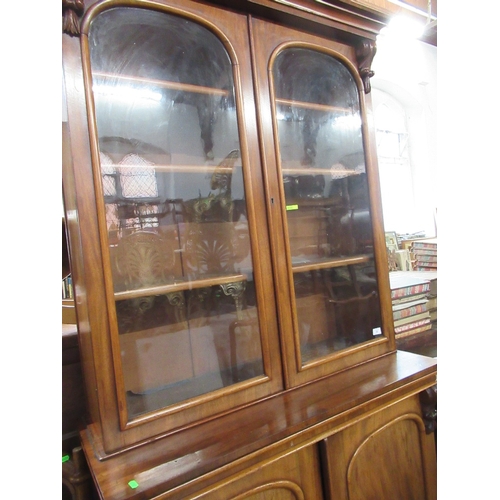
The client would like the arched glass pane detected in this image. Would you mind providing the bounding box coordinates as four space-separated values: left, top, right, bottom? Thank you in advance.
272 48 383 364
89 7 264 418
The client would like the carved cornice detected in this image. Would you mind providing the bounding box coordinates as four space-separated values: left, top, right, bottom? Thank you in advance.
62 0 85 37
356 39 377 93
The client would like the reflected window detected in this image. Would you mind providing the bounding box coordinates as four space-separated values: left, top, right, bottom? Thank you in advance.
373 90 420 235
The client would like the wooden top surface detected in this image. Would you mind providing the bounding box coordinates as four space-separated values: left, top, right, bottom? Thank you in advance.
81 350 436 499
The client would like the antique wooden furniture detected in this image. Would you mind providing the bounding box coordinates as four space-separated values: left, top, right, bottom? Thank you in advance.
62 0 437 498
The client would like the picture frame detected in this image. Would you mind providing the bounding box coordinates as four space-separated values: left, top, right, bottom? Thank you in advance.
385 231 399 252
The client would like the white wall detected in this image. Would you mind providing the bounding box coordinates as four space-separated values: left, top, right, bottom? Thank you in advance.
371 33 437 237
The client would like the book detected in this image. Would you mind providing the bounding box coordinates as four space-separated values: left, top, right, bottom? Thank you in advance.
394 317 431 334
392 297 427 311
395 322 433 339
410 238 437 271
391 284 430 299
411 238 437 250
389 270 437 340
396 270 437 281
391 270 436 289
392 293 428 306
389 272 430 299
414 258 437 266
62 273 73 299
413 248 437 256
392 302 428 321
394 311 431 328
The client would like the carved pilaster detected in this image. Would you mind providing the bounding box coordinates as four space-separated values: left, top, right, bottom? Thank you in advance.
62 0 85 37
356 40 377 94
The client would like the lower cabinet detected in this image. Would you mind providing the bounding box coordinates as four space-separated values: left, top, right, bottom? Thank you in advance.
81 352 437 500
320 395 437 500
190 445 324 500
154 394 436 500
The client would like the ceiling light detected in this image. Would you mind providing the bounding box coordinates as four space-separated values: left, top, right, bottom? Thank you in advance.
380 15 426 40
387 0 437 21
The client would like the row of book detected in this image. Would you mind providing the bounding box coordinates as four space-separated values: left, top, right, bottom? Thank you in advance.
389 271 437 339
62 273 73 300
408 238 437 272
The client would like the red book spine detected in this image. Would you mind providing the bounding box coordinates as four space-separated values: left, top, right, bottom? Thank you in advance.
391 283 430 299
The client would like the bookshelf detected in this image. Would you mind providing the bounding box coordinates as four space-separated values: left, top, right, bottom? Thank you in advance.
62 1 437 497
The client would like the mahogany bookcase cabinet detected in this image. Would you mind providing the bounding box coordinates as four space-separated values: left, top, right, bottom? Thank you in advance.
62 0 437 498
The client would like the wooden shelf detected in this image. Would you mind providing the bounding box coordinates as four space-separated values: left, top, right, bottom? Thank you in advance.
114 273 248 301
276 97 350 114
106 163 238 174
292 254 372 273
282 166 360 176
93 71 230 97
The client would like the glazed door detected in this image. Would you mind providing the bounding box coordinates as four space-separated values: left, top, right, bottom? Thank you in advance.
73 0 283 451
250 17 393 387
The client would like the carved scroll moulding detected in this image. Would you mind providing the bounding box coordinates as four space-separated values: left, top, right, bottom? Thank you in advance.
63 0 85 36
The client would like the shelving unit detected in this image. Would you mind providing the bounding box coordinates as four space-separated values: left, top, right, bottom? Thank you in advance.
62 1 436 497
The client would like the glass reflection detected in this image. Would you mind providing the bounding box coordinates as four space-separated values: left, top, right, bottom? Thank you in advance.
88 8 263 418
272 48 383 362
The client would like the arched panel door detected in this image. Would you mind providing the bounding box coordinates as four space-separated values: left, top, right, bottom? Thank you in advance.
320 396 437 500
250 17 394 387
188 445 323 500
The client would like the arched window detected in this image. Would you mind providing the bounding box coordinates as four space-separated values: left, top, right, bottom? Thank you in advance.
372 89 421 236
